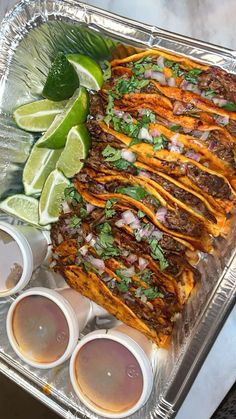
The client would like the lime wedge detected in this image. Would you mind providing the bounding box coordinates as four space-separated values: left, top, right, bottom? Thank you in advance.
67 54 103 91
13 99 67 132
56 125 91 178
37 87 89 149
23 139 62 196
42 52 80 101
39 169 70 225
0 194 50 229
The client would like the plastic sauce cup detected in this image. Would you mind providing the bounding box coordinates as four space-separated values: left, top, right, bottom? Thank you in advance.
69 324 154 418
0 221 48 297
6 287 92 369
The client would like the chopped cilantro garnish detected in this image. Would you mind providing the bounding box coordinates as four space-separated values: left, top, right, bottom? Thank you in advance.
79 207 87 218
137 210 145 218
96 222 120 260
139 269 153 283
135 286 164 300
64 185 82 206
102 145 121 162
184 68 202 84
105 199 117 218
205 89 216 97
102 145 137 172
102 60 111 81
83 261 100 275
170 124 181 132
69 215 81 228
153 134 167 152
164 60 185 77
104 94 115 125
115 269 132 293
116 76 149 95
149 238 169 271
116 185 148 201
223 101 236 111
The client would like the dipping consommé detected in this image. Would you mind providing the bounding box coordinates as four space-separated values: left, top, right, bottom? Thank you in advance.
74 338 144 413
12 295 70 364
0 230 23 293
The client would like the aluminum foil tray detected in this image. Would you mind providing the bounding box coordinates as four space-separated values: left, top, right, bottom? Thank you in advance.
0 1 236 418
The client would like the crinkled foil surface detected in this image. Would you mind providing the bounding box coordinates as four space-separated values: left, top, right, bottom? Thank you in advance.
0 1 236 418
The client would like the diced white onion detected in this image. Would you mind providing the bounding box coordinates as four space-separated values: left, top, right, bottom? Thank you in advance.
121 266 135 277
167 77 176 87
127 253 138 263
156 207 167 223
150 128 160 137
212 98 228 107
138 257 148 271
151 71 166 85
122 210 138 225
144 69 152 78
215 115 229 126
171 133 180 143
79 245 88 256
185 151 201 161
151 229 163 241
138 127 153 142
62 201 71 214
121 149 136 162
157 56 165 68
139 170 151 178
87 256 105 272
115 219 125 228
180 79 189 90
200 131 210 141
86 203 95 214
168 143 183 153
113 109 124 118
141 294 148 303
85 233 93 242
130 219 141 230
49 260 57 269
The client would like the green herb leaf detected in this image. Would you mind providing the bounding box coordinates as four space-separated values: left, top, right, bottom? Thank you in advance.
102 145 122 162
139 269 153 283
171 63 185 78
69 215 81 228
115 269 132 293
137 210 145 218
102 60 111 81
116 185 148 201
153 134 167 151
116 76 149 95
223 101 236 111
79 207 87 218
64 186 82 205
104 94 115 125
143 287 164 300
96 222 120 260
205 89 216 97
149 239 169 271
184 68 202 84
105 199 117 218
170 124 181 132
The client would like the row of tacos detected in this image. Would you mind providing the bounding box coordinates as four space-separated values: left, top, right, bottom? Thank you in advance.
51 49 236 346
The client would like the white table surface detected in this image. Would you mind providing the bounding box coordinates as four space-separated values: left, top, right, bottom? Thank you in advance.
0 1 236 418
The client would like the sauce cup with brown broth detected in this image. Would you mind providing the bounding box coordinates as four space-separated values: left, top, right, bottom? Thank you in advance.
69 324 154 418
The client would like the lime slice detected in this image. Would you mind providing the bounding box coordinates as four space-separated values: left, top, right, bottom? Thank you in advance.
56 125 91 178
42 52 80 101
39 169 70 225
0 194 50 229
67 54 103 91
13 99 67 132
37 87 89 149
23 139 62 196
